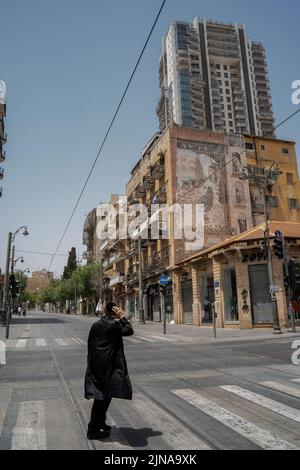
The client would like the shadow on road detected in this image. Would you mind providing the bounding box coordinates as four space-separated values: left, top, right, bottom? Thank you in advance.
106 427 163 447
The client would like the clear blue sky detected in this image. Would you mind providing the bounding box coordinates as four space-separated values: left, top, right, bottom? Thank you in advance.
1 0 299 276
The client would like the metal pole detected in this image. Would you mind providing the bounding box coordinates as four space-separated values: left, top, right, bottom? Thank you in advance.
160 287 166 334
99 257 103 310
263 176 282 334
18 272 23 302
74 280 77 315
212 301 217 339
2 232 12 339
138 237 145 324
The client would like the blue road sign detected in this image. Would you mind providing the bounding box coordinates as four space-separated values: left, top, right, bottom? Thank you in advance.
275 229 283 238
160 275 170 286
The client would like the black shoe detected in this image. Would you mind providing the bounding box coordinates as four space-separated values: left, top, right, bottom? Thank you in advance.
87 429 110 440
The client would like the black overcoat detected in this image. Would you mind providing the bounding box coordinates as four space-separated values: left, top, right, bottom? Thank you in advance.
84 315 134 401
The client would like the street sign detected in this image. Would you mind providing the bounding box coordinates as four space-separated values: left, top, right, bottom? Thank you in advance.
275 229 282 238
270 285 280 293
160 275 170 286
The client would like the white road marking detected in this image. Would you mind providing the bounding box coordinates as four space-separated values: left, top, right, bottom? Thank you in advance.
220 385 300 423
291 378 300 384
172 389 295 450
71 338 81 345
11 401 46 450
75 338 86 345
54 338 67 346
148 335 177 342
132 393 211 450
134 336 157 343
3 339 18 348
15 339 28 349
124 337 143 344
260 381 300 399
36 339 46 347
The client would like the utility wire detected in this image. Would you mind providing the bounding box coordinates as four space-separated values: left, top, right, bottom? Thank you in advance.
177 107 300 202
48 0 167 270
16 250 68 257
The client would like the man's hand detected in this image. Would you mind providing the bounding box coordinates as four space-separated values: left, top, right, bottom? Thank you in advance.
112 306 122 319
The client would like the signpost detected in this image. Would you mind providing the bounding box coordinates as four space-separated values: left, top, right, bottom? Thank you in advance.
159 275 170 335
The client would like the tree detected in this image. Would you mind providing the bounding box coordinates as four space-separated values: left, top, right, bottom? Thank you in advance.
63 247 77 279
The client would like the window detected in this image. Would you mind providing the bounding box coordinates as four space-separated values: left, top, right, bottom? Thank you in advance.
224 72 229 78
282 148 289 155
225 81 229 86
288 198 299 210
216 64 221 69
238 214 247 233
261 145 266 151
226 89 230 95
287 173 294 185
228 105 232 110
227 97 231 103
228 113 233 118
229 121 233 127
267 196 279 208
232 153 241 174
235 182 245 204
245 142 254 150
223 65 228 70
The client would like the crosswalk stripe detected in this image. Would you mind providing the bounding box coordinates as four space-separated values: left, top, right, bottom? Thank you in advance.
220 385 300 424
54 338 67 346
172 389 295 450
71 338 81 345
36 339 46 347
11 401 46 450
260 381 300 399
134 336 157 343
148 335 177 342
291 378 300 384
16 339 28 349
132 393 211 450
75 338 86 345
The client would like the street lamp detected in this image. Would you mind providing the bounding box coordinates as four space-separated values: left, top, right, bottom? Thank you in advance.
240 160 282 334
2 226 29 338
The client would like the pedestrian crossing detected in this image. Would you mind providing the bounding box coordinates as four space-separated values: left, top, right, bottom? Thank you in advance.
3 337 88 349
2 334 199 350
2 376 300 450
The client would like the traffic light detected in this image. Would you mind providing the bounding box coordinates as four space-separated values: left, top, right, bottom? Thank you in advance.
288 259 300 293
273 236 285 259
9 274 20 299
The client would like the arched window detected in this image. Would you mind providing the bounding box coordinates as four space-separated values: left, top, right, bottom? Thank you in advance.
235 182 245 204
232 153 241 174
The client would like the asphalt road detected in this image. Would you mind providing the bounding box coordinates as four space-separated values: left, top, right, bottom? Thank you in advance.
0 311 300 450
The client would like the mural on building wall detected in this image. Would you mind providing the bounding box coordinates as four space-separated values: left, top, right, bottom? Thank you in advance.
176 139 227 234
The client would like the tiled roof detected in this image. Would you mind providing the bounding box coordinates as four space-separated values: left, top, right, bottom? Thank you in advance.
177 221 300 266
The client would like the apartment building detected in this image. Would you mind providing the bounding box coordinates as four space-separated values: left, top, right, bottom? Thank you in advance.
157 19 275 137
84 126 300 328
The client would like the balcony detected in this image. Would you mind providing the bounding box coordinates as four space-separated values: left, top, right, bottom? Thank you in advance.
152 162 165 179
0 168 3 180
135 185 146 198
109 273 125 287
143 173 155 190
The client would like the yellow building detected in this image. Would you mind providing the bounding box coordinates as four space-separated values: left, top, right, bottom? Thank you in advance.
245 135 300 225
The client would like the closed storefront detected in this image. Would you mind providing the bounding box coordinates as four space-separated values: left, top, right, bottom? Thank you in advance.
249 264 273 324
182 279 193 324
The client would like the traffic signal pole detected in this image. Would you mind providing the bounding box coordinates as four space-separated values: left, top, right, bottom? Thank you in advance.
263 176 282 335
2 232 12 339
